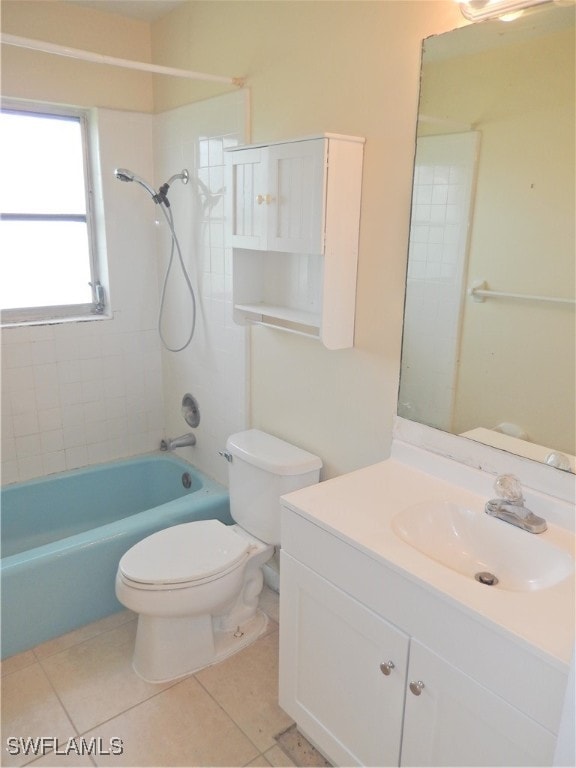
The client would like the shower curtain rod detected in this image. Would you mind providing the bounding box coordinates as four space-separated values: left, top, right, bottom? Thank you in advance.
0 33 245 86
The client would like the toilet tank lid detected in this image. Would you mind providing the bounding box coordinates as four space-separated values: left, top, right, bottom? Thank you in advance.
226 429 322 475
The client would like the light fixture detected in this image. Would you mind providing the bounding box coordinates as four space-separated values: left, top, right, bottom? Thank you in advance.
457 0 553 20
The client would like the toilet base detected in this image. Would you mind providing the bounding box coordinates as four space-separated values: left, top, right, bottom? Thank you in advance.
132 610 269 683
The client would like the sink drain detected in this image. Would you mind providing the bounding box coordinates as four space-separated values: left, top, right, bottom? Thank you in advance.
475 571 499 586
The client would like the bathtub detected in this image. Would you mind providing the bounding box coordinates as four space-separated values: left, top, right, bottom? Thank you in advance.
0 454 232 659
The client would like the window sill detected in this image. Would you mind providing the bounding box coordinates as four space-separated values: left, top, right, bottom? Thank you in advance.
1 306 112 328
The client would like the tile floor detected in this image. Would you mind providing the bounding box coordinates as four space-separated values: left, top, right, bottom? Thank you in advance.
0 588 304 767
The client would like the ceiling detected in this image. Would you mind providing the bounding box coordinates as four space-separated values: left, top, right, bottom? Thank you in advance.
67 1 188 22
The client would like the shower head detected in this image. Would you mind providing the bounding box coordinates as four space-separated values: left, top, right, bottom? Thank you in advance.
114 168 159 201
114 167 190 207
114 168 134 183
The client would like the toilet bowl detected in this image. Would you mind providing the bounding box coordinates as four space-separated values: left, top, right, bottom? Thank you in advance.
115 430 322 682
116 520 273 682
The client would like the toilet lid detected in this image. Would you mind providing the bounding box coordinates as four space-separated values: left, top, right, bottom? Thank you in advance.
119 520 251 586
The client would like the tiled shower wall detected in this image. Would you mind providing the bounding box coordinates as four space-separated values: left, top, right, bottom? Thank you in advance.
155 91 248 486
1 92 247 485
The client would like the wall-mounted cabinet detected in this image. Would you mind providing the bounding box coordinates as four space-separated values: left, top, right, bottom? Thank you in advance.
225 134 364 349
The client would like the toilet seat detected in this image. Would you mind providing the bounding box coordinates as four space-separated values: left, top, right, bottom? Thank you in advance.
119 520 252 590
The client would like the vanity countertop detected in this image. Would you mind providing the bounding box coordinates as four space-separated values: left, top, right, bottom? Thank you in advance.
281 457 575 667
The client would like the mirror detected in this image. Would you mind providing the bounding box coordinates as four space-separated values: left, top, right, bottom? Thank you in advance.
399 3 575 472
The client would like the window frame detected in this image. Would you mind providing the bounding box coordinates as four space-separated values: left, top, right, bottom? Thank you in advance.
0 100 105 326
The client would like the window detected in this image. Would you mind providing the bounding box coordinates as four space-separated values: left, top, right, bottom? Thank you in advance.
0 102 104 324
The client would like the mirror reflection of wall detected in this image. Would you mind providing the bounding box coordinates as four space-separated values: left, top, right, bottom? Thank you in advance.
400 132 480 430
399 4 575 471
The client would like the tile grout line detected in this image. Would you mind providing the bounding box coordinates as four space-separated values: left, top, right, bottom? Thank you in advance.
192 670 264 764
30 612 137 664
32 618 187 749
6 602 284 767
15 661 93 768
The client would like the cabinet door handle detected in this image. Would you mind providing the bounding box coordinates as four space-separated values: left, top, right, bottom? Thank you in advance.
256 194 272 205
409 680 425 696
380 661 395 676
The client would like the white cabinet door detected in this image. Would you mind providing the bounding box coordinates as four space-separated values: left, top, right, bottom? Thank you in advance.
401 640 557 767
228 140 326 253
227 147 267 249
266 139 325 254
279 553 409 767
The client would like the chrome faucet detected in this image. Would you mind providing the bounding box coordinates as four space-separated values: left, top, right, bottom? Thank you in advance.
485 474 547 534
160 433 196 451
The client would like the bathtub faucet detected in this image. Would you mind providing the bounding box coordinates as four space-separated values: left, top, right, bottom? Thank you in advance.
160 433 197 451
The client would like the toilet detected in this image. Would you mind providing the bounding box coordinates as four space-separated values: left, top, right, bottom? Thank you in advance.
115 429 322 682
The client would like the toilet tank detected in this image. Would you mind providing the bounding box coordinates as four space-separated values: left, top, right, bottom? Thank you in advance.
226 430 322 545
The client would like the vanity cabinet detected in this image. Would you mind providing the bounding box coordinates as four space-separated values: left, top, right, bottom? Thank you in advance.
225 134 364 348
280 553 409 767
401 640 556 767
279 507 560 768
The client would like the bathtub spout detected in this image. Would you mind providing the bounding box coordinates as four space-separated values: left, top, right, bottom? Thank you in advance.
160 433 197 451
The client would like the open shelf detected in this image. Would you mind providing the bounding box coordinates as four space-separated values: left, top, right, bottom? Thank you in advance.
235 303 320 327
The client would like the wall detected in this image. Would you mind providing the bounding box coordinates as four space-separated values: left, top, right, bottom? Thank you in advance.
151 1 464 477
1 0 466 483
0 1 154 111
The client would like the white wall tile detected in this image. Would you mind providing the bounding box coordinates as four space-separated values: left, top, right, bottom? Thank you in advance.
12 411 39 438
43 451 66 476
40 429 65 454
3 342 32 369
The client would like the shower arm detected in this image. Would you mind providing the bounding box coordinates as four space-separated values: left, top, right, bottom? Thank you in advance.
158 170 189 207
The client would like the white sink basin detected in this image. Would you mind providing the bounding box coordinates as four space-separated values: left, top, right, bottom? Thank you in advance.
392 501 574 592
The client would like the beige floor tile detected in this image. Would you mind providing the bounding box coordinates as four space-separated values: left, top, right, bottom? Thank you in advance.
0 649 37 678
34 612 135 660
0 664 76 767
244 755 272 767
195 631 293 753
86 675 259 767
263 745 296 767
27 750 95 766
39 622 173 734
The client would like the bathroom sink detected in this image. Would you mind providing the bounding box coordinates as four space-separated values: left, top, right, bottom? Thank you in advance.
392 501 574 592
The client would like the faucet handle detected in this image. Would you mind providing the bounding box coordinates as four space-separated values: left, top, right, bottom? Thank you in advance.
494 474 524 503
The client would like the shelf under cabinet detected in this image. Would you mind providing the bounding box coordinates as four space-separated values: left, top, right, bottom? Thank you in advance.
234 303 321 337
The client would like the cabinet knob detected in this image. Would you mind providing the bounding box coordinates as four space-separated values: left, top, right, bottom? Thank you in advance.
409 680 425 696
380 661 395 676
256 194 272 205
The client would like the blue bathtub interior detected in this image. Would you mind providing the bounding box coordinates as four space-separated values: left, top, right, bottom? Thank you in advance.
1 454 232 659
